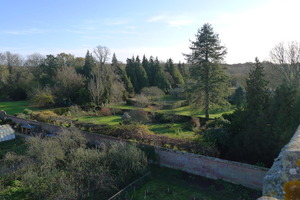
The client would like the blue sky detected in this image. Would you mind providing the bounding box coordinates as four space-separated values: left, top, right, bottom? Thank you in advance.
1 0 299 63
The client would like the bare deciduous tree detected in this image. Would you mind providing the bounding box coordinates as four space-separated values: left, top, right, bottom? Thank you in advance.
270 41 300 87
93 45 110 67
24 53 45 67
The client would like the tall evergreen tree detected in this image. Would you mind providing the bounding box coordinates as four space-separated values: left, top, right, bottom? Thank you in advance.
148 56 156 86
112 53 134 96
126 57 139 93
178 62 189 79
184 23 229 119
165 58 184 88
135 56 149 92
246 58 269 112
83 50 95 78
153 58 171 91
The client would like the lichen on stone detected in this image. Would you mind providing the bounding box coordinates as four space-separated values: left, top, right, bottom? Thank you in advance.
284 180 300 200
296 159 300 167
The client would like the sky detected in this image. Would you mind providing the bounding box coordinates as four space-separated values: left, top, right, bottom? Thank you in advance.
1 0 300 64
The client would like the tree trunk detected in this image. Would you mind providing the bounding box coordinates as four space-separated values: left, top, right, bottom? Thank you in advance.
204 60 210 120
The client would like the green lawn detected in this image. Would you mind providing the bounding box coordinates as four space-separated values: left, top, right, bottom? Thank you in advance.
75 115 195 139
159 105 235 118
148 123 195 139
75 115 122 125
108 102 235 118
0 101 41 115
128 166 259 200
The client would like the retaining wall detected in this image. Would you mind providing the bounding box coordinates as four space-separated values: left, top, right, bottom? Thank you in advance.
155 148 267 190
261 125 300 199
3 113 267 191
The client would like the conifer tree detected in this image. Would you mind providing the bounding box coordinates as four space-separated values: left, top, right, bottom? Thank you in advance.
126 57 139 93
246 57 269 112
83 50 95 78
165 58 184 88
184 23 229 119
135 56 149 92
153 58 171 91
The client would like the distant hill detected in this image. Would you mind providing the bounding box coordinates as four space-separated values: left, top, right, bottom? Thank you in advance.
224 62 282 89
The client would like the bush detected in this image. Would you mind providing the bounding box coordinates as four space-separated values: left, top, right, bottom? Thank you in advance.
68 105 83 116
31 110 59 123
141 87 164 100
32 92 55 108
98 108 112 116
128 109 150 123
1 128 148 200
169 87 184 99
134 95 150 107
23 109 33 116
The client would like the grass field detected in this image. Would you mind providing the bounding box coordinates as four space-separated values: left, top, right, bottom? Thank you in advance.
148 123 195 139
129 166 260 200
0 101 42 115
74 115 195 139
108 102 235 118
75 115 122 125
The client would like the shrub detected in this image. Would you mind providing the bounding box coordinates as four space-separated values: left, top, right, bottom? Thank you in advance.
23 109 33 116
52 107 69 115
169 87 184 99
128 109 150 123
68 105 83 116
98 108 112 116
32 92 55 108
1 128 148 200
134 95 150 107
31 110 59 123
141 87 164 100
190 117 200 129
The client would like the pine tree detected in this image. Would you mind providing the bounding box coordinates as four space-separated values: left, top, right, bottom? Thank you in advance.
153 58 171 91
165 58 184 88
246 57 269 112
184 23 229 119
126 57 139 93
112 53 134 96
135 56 149 92
83 50 95 78
142 55 153 85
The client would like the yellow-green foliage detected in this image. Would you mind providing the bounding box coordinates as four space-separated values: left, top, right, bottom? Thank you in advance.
284 180 300 200
296 159 300 167
31 110 58 123
32 92 55 108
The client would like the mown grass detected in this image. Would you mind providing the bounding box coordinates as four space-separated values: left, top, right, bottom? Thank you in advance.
148 123 195 139
74 115 195 139
159 105 235 118
75 115 122 125
108 102 235 118
0 101 42 115
129 166 259 200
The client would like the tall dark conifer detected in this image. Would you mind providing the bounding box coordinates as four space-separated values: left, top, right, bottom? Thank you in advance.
184 23 229 119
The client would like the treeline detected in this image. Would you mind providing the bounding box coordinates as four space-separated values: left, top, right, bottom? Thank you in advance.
0 48 188 107
206 58 300 167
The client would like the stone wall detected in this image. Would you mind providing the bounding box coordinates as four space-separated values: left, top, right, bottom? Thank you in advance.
262 125 300 199
3 113 268 191
155 148 267 190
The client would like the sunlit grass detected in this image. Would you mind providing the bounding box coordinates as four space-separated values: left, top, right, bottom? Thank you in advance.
0 101 42 115
148 123 195 139
75 115 122 125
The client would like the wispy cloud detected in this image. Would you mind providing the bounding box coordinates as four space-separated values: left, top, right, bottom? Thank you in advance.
0 28 46 35
147 14 194 28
